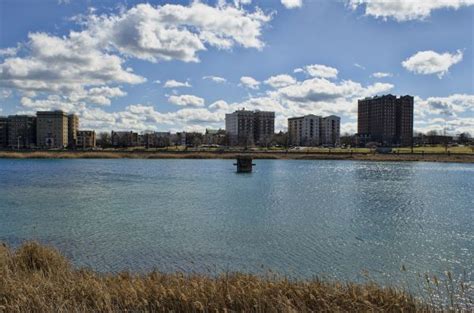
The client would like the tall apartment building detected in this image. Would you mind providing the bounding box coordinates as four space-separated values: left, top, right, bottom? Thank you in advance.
77 130 96 149
0 117 8 148
36 111 69 148
321 115 341 146
7 115 37 149
358 95 413 146
225 109 275 146
288 115 321 146
288 114 340 146
68 114 79 148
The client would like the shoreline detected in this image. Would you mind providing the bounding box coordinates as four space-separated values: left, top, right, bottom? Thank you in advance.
1 242 430 312
0 150 473 163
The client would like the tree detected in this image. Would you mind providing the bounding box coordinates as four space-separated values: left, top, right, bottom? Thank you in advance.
458 132 472 144
97 132 111 148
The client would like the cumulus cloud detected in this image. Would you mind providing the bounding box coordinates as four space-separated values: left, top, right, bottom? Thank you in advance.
294 64 338 79
264 74 297 88
416 94 474 117
84 2 271 62
371 72 393 78
281 0 303 9
240 76 260 89
0 32 145 94
203 75 227 83
346 0 474 21
163 80 191 88
402 50 463 78
168 94 205 107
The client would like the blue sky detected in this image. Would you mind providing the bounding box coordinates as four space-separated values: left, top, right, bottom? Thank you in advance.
0 0 473 134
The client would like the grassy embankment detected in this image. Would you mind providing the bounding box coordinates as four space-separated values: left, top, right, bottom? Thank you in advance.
0 146 473 163
0 242 430 312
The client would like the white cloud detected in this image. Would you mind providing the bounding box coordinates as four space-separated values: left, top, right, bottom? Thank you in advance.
264 74 297 88
371 72 393 78
0 32 145 95
240 76 260 89
203 75 227 83
354 63 366 70
163 80 192 88
416 94 474 118
294 64 338 79
168 94 205 107
347 0 474 21
154 80 161 84
402 50 463 78
84 2 271 63
281 0 303 9
0 47 19 57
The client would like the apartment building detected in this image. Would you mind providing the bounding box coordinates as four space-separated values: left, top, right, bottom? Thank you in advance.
0 117 8 148
288 114 340 146
321 115 341 146
288 115 321 146
7 115 37 149
225 109 275 146
68 114 79 148
111 131 139 147
36 111 69 149
77 130 96 149
358 95 413 146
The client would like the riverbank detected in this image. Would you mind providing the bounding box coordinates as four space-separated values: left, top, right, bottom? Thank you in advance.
0 242 427 312
0 150 473 163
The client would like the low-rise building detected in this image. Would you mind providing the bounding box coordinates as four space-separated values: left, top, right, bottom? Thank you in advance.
77 130 96 149
0 117 8 148
8 115 37 149
111 131 139 147
36 111 68 149
142 132 171 148
204 129 226 145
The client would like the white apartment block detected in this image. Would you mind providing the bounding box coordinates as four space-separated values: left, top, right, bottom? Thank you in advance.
288 114 340 146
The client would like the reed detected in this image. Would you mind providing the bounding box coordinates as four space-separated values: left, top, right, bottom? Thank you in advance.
0 242 435 312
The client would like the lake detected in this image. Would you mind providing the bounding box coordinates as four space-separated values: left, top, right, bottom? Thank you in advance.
0 159 472 287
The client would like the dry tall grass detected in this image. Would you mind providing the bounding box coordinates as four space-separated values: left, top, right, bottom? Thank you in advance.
0 242 428 312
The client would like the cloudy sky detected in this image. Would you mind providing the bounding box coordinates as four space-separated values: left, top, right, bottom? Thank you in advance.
0 0 473 134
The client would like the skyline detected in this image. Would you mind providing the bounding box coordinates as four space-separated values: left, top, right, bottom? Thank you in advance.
0 0 473 135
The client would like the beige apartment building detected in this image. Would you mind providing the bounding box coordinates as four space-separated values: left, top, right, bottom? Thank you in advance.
68 114 79 147
77 130 96 149
36 111 69 148
288 114 340 147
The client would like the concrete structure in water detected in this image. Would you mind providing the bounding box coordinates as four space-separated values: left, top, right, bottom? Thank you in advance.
234 155 255 173
288 114 340 146
225 109 275 146
357 94 413 146
36 111 69 149
7 115 37 149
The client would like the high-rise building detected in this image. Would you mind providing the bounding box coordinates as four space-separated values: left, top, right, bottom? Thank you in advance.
288 114 340 146
36 111 69 149
68 114 79 148
225 109 275 146
0 117 8 148
288 115 321 146
7 115 37 149
77 130 96 149
254 111 275 146
357 95 413 146
321 115 341 146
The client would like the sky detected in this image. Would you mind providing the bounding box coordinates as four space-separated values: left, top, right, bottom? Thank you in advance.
0 0 473 134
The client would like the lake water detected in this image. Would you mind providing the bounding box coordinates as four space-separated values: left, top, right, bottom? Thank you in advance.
0 159 472 287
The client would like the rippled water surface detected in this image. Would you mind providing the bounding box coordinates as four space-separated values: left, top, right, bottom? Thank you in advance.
0 159 472 285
